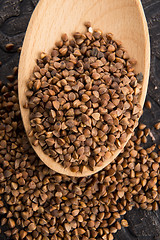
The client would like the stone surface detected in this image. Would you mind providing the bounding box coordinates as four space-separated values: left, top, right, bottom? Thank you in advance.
0 0 160 239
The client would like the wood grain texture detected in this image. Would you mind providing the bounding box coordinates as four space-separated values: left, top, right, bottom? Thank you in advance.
18 0 150 177
0 0 159 239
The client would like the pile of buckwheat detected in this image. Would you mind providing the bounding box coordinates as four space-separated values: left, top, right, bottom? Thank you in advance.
24 23 142 172
0 21 160 239
0 60 160 240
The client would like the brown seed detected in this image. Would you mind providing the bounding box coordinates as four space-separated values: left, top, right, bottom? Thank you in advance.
80 105 88 113
34 80 41 90
34 71 41 79
7 75 15 81
20 230 27 239
52 101 60 110
6 43 14 51
54 61 61 69
61 33 68 42
78 215 83 222
45 138 55 146
145 100 152 109
40 52 47 58
138 123 146 130
66 108 74 116
66 119 75 128
130 149 138 157
121 219 129 227
108 233 114 240
66 214 74 222
92 112 100 121
8 218 15 228
74 48 81 56
141 135 147 144
57 138 65 146
154 122 160 130
108 45 115 52
78 228 86 235
104 151 112 160
64 223 71 232
144 128 150 136
59 47 68 56
81 114 91 125
81 94 90 102
123 51 129 59
108 53 115 62
11 182 18 190
108 134 116 144
108 217 116 225
51 109 56 118
92 72 100 80
64 85 72 92
72 209 80 216
84 21 91 28
67 92 75 102
153 202 158 211
28 222 36 231
73 99 81 108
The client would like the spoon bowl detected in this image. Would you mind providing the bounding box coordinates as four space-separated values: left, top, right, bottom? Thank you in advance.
18 0 150 177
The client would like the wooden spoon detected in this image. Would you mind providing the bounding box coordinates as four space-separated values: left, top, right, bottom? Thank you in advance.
18 0 150 177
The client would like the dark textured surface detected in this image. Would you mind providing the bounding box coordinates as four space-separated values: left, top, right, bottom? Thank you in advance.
0 0 160 239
